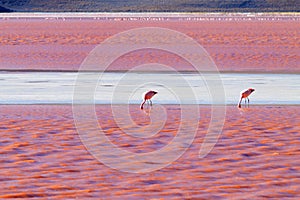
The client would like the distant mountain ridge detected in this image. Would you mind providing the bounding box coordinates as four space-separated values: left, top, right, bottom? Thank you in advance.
0 5 12 12
0 0 299 12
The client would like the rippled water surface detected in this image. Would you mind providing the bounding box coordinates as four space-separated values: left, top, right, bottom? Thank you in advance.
0 105 299 199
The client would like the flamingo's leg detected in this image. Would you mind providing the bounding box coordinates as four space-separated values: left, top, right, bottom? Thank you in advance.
150 99 152 106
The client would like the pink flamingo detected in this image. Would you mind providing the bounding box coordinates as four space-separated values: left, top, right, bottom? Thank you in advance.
140 90 157 110
238 88 255 108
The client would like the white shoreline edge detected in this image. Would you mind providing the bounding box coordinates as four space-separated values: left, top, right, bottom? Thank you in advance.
0 12 299 20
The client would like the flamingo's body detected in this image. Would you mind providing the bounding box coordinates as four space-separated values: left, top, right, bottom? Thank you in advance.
140 90 157 110
238 88 255 108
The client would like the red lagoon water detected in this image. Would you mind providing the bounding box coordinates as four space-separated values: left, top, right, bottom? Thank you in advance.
0 105 299 198
0 18 299 73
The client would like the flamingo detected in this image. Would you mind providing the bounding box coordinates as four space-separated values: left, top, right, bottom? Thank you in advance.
140 90 157 110
238 88 255 108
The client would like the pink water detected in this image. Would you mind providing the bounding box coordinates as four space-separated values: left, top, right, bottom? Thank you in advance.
0 105 299 198
0 18 299 72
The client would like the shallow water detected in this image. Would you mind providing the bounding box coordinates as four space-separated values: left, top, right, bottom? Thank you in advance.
0 72 299 105
0 105 299 199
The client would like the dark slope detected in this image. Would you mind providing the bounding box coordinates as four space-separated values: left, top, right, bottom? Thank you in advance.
0 0 299 12
0 5 13 12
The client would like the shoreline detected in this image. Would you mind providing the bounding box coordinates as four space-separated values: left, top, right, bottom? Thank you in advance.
1 12 300 21
0 104 299 106
0 70 300 75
